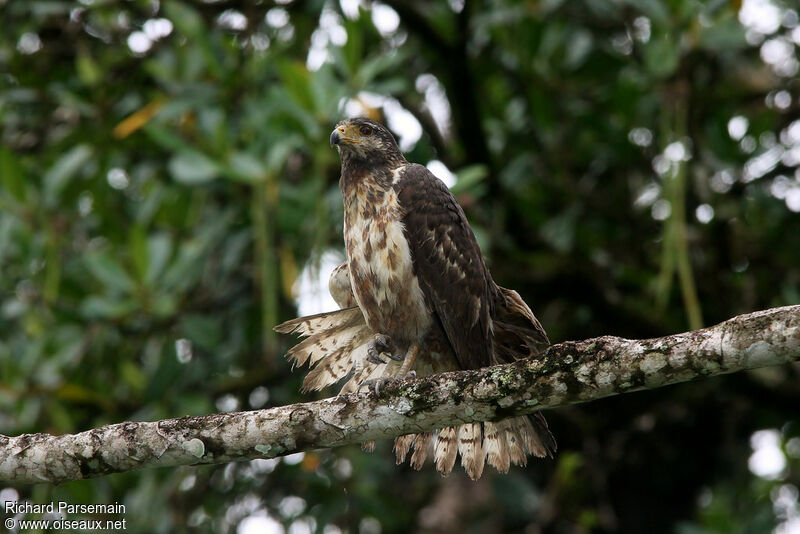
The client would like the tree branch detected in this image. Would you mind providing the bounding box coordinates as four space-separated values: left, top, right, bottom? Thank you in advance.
2 305 798 485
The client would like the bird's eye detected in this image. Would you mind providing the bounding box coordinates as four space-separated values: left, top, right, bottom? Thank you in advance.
359 126 372 136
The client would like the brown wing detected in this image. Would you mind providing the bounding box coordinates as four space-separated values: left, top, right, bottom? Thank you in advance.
394 163 494 370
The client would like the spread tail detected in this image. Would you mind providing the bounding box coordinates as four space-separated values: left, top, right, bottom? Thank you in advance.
274 306 372 391
393 414 554 480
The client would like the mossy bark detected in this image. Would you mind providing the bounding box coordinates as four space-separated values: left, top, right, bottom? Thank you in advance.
2 305 798 485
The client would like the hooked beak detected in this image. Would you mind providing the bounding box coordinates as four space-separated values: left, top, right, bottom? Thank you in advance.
330 129 341 147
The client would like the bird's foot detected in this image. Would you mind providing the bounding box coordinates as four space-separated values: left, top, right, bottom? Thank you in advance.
357 376 395 397
356 370 417 397
366 333 403 364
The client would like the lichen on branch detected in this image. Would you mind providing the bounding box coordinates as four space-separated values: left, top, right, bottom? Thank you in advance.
1 305 798 485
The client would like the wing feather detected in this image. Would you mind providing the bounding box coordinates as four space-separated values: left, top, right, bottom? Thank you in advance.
394 164 494 369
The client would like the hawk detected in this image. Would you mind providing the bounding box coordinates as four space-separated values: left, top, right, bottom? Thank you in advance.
275 118 555 479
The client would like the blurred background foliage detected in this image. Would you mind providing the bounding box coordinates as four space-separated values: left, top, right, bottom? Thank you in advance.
1 0 799 532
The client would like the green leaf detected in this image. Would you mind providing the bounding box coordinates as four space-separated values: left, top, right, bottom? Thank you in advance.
143 123 191 153
76 52 101 86
161 210 235 291
130 225 149 283
340 16 366 74
80 296 138 319
43 144 93 206
160 1 224 77
168 151 219 184
180 314 222 350
120 360 147 392
129 228 173 286
279 61 316 111
450 165 489 195
84 252 136 293
644 34 680 79
367 78 407 96
266 139 300 173
146 234 173 286
357 50 406 87
698 12 748 52
162 1 203 36
564 29 593 69
162 243 204 291
135 180 166 224
226 152 266 183
149 294 177 318
0 147 26 202
540 206 581 253
46 401 75 433
50 326 84 367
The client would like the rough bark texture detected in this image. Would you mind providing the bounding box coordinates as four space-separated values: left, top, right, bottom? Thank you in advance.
2 305 798 485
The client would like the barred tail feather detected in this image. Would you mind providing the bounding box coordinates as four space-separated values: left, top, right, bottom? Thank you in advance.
434 426 459 476
501 420 528 467
394 434 415 464
301 334 371 391
286 323 366 369
457 423 485 480
273 307 363 337
394 432 433 468
483 415 555 474
484 421 511 473
410 432 433 470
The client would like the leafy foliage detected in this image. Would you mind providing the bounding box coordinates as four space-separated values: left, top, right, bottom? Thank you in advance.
1 0 799 533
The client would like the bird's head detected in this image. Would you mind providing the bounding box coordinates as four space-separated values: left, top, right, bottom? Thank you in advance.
330 118 404 166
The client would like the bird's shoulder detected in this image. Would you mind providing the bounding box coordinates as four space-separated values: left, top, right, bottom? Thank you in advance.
393 163 463 220
394 162 447 189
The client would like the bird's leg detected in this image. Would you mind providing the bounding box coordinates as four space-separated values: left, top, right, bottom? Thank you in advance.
397 344 419 378
358 344 419 396
358 334 400 395
366 333 403 364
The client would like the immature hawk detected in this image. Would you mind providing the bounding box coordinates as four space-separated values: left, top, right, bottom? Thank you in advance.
276 118 555 479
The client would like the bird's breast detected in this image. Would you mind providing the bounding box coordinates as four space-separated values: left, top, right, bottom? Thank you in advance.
343 181 431 344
